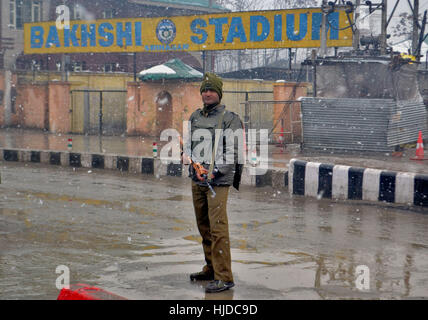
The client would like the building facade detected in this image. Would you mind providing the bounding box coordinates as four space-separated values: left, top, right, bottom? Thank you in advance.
0 0 225 72
1 0 51 69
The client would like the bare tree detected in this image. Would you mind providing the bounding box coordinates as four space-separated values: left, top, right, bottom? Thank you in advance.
391 12 423 40
272 0 317 9
214 0 319 73
389 10 427 57
269 0 318 67
217 0 265 11
215 0 263 72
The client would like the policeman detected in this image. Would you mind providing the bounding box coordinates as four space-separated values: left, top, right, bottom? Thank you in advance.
187 72 243 293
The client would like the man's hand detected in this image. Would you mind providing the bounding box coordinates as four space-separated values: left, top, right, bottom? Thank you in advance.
196 167 208 181
195 167 215 181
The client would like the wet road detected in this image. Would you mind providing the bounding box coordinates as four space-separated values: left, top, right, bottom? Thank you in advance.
1 161 428 300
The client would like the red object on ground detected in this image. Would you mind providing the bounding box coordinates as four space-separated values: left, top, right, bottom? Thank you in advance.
57 284 127 300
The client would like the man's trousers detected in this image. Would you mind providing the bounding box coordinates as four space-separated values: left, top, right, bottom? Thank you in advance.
191 181 233 283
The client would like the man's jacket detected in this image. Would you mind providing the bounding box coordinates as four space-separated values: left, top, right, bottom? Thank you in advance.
186 104 244 189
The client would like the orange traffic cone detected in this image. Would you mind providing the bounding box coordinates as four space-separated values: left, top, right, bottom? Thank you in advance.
411 131 427 160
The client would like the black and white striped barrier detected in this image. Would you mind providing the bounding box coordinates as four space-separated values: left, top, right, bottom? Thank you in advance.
2 149 427 207
0 148 180 175
289 159 428 207
0 148 288 188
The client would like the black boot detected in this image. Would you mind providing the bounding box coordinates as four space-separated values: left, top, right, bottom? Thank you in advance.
190 270 214 281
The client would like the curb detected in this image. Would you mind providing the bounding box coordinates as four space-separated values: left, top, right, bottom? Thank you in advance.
0 148 288 188
289 158 428 208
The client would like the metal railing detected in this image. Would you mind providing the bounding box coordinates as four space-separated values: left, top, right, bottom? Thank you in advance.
240 100 302 146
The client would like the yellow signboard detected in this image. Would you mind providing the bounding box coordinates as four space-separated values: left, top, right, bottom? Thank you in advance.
24 8 353 54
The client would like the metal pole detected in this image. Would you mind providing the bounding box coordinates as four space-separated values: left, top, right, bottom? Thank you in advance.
65 55 68 82
238 50 242 70
353 0 361 51
313 63 317 97
380 0 388 55
46 55 49 81
416 10 427 60
387 0 401 28
258 98 261 139
70 91 74 133
412 0 420 56
320 0 328 57
244 92 249 140
61 54 66 81
312 49 317 97
99 92 103 135
133 52 137 82
202 51 206 74
281 118 285 147
289 102 293 144
4 70 12 126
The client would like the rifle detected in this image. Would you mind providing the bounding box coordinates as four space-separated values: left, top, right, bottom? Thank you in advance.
178 136 216 198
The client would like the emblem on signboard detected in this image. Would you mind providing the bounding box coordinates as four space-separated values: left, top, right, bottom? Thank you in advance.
156 19 176 45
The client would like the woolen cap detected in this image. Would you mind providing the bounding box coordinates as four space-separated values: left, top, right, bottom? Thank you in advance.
200 72 223 100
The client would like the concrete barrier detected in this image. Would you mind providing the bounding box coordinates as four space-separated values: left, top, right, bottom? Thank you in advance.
289 158 428 207
0 148 287 188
